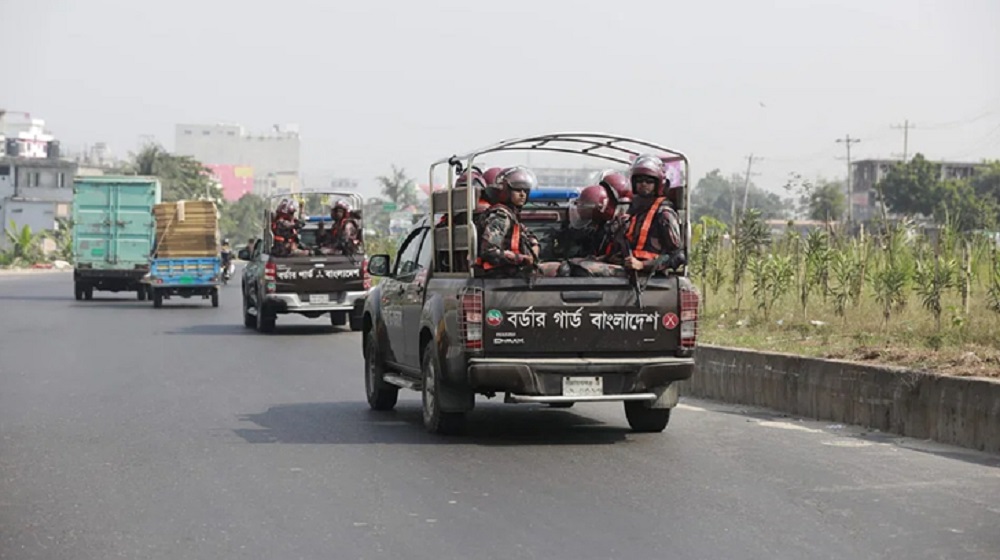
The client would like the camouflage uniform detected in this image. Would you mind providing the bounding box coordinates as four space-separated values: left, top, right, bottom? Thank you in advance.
271 216 309 257
546 216 628 277
317 218 361 256
474 205 539 278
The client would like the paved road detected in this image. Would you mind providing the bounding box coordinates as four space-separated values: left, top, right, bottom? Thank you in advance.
1 272 998 560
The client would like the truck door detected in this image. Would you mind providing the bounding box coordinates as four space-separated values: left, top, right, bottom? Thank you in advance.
115 183 158 267
399 226 432 368
381 227 425 366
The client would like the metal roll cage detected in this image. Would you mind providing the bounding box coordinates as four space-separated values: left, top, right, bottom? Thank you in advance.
428 132 691 276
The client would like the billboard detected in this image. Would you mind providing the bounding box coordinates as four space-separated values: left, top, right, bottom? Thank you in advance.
206 164 254 201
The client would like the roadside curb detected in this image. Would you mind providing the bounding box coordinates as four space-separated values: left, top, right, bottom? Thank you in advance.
0 268 72 277
678 345 1000 454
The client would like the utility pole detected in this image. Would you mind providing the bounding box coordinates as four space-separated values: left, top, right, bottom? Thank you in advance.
740 154 762 218
891 120 915 162
836 135 861 225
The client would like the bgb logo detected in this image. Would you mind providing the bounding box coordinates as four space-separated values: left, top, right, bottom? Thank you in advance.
485 309 503 327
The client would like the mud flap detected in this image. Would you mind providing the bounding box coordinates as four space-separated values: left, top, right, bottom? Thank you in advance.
438 382 475 413
650 383 679 409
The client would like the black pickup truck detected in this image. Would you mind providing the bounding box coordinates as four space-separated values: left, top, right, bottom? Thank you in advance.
240 193 368 333
362 133 699 434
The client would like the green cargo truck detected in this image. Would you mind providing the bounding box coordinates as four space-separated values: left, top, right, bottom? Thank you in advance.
72 176 162 301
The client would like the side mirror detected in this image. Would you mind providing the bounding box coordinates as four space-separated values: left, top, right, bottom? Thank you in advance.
237 248 251 261
367 254 391 277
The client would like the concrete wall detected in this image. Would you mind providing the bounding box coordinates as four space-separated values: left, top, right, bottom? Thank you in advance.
679 345 1000 454
0 199 68 252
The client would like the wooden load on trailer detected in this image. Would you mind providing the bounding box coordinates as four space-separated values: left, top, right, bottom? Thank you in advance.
153 200 220 257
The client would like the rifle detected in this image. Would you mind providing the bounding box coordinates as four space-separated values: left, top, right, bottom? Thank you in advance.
611 217 644 309
338 238 358 266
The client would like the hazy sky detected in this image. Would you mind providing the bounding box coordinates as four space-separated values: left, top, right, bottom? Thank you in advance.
3 0 998 199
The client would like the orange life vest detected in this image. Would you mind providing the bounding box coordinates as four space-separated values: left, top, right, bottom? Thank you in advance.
626 197 668 260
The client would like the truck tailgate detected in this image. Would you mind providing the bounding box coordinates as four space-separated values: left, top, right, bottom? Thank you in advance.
151 258 219 285
480 277 685 355
272 255 365 295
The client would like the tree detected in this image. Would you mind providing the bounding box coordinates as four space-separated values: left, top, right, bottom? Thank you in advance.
879 154 999 231
878 154 942 218
127 144 222 202
969 160 1000 202
43 218 74 263
3 221 43 263
376 165 418 209
219 194 269 247
805 180 847 222
691 169 792 226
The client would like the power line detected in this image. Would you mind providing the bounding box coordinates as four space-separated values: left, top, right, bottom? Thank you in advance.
836 135 861 224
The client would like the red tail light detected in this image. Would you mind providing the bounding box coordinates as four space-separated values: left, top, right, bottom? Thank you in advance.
362 258 371 290
680 286 699 348
459 288 483 350
264 261 277 294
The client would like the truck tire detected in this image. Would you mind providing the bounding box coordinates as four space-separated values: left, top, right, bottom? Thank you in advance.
365 335 398 411
421 340 465 435
152 289 163 308
349 315 363 332
84 287 94 301
211 288 219 308
256 298 275 333
624 401 671 433
242 293 255 329
137 287 146 301
74 282 84 301
330 311 347 327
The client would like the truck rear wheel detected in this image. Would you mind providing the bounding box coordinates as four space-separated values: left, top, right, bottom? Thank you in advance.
242 293 255 328
152 289 163 308
330 312 347 327
84 287 94 301
256 298 275 333
137 287 146 301
624 401 671 433
365 336 398 411
421 340 465 435
211 288 219 308
74 282 84 301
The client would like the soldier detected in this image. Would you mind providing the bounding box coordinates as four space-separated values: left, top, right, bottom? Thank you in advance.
271 199 308 257
555 185 617 259
621 154 685 275
317 200 361 256
473 166 541 278
598 169 632 215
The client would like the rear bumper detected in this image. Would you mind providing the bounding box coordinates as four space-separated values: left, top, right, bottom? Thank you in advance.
75 268 147 280
265 291 367 314
467 356 694 397
74 268 147 291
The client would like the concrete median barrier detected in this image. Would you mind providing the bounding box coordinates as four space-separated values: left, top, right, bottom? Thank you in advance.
678 345 1000 454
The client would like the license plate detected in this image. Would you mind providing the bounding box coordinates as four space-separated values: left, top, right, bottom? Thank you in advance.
309 294 329 304
562 376 603 397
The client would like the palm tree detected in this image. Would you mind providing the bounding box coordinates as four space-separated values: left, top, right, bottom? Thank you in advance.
4 221 43 262
376 165 418 208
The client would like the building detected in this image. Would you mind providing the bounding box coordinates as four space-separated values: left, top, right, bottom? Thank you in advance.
0 115 77 253
174 123 301 200
850 158 983 222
